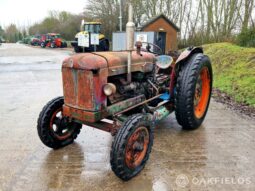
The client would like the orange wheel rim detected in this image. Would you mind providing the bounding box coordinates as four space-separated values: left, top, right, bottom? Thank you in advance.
125 126 149 169
194 67 211 119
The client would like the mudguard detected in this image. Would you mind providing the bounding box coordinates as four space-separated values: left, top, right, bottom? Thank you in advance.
175 47 203 66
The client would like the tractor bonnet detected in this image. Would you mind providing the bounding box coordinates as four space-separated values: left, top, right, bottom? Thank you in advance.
62 51 156 75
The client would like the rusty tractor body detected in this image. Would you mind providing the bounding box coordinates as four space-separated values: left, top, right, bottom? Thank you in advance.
37 46 213 180
37 4 212 181
62 51 155 124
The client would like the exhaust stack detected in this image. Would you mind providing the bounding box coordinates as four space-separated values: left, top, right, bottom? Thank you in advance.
80 19 85 31
126 3 135 83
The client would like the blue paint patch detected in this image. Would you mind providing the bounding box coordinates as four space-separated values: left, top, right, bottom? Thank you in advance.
159 92 170 100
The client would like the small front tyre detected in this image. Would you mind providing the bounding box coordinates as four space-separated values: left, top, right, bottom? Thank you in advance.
40 42 45 48
50 42 56 48
110 114 153 181
37 96 82 149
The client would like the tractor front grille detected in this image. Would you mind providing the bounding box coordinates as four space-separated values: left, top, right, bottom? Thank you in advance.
62 68 95 111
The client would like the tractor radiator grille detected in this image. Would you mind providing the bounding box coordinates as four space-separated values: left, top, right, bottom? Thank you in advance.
62 68 95 111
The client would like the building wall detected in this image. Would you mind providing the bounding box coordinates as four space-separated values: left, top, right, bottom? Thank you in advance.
142 17 178 52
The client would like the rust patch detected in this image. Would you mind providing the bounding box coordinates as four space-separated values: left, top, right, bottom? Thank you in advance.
62 68 108 112
63 51 156 76
176 47 203 64
62 68 76 106
63 105 102 123
63 53 107 70
107 95 145 116
77 70 94 109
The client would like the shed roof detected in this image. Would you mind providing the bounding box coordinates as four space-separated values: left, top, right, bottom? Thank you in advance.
140 14 180 32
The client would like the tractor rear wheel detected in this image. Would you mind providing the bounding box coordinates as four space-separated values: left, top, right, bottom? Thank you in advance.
37 96 82 149
175 53 213 130
110 114 153 181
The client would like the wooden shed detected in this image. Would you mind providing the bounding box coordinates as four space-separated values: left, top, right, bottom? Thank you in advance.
140 14 180 52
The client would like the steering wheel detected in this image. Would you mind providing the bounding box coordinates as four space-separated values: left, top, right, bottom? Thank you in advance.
141 42 163 55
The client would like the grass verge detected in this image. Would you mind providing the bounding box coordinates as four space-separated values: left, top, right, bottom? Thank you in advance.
203 42 255 107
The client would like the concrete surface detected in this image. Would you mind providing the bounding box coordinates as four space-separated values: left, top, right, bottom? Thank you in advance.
0 43 255 191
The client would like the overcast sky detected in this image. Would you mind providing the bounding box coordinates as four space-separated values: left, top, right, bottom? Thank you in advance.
0 0 87 28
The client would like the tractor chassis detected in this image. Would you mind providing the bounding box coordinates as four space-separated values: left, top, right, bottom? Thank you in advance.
63 93 174 135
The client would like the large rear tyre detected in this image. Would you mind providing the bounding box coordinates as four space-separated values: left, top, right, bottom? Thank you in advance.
110 114 153 181
175 53 213 130
37 96 82 149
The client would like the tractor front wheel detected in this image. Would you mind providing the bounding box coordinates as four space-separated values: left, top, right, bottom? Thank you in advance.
175 53 213 130
50 42 56 48
40 42 45 48
110 114 153 181
37 96 82 149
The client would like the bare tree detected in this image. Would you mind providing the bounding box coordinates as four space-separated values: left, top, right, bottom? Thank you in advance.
85 0 120 40
84 0 255 46
241 0 255 31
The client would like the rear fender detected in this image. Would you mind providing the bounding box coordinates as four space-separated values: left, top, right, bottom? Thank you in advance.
175 47 203 72
170 47 204 94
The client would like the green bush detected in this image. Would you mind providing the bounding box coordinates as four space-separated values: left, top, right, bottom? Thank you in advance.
237 27 255 47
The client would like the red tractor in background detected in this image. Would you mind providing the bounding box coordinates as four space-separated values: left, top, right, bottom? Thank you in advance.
30 37 41 46
30 34 43 46
40 33 67 48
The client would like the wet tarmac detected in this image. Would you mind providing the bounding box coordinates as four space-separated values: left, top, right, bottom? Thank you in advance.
0 43 255 191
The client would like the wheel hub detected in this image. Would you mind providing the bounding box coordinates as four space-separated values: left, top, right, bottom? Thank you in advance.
50 108 74 140
55 117 69 133
125 126 149 169
194 77 202 106
133 141 144 152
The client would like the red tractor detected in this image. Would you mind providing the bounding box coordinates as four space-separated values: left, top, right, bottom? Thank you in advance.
40 33 67 48
37 5 213 181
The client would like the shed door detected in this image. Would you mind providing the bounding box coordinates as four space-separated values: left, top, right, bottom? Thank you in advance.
156 32 166 54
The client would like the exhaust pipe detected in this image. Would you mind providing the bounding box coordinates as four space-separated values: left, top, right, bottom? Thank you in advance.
80 19 85 31
126 3 135 83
